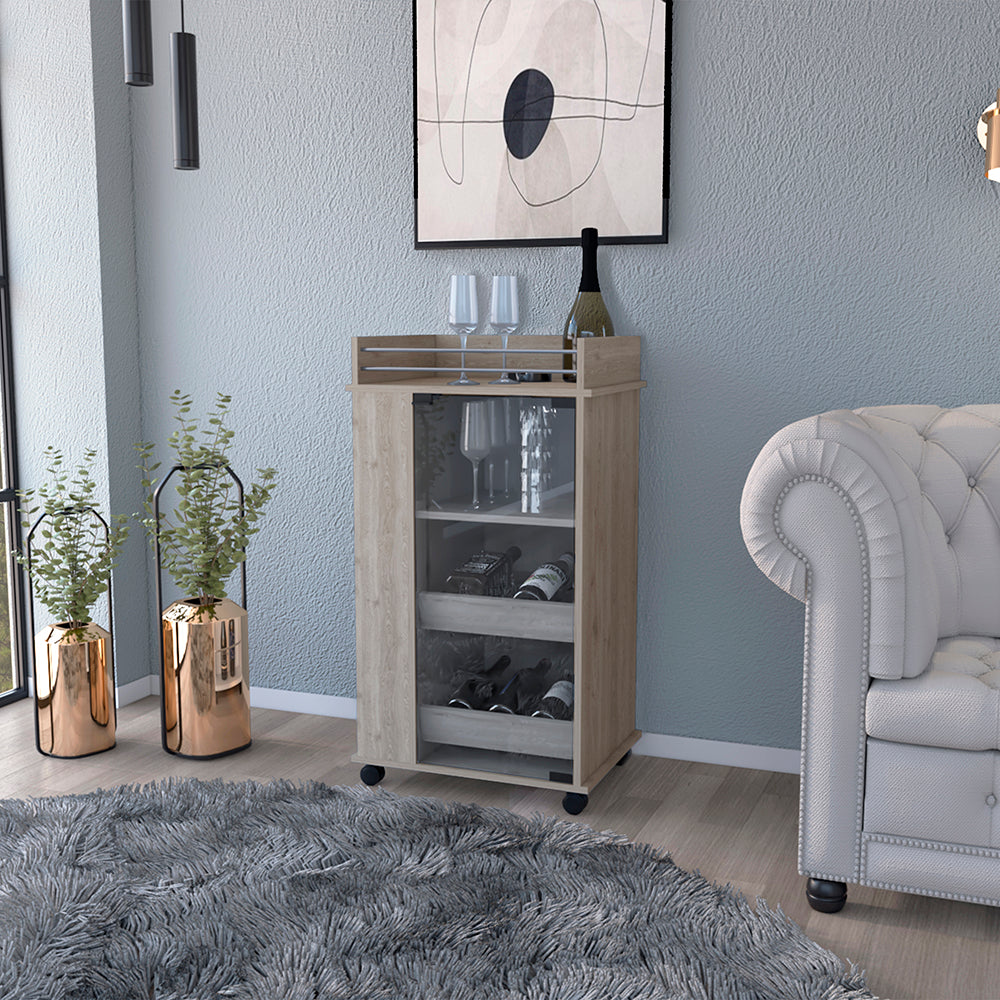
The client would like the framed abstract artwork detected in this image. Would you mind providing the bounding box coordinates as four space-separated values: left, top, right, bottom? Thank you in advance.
413 1 671 248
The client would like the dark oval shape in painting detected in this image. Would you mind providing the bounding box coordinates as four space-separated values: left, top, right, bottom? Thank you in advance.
503 69 555 160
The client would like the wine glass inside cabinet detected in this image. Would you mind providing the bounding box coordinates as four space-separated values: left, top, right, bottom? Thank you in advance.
350 335 643 814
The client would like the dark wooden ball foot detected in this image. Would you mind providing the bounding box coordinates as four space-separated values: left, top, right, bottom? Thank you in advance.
806 878 847 913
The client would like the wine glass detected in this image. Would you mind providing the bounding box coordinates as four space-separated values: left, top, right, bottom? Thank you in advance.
488 275 519 385
460 401 491 510
448 274 479 386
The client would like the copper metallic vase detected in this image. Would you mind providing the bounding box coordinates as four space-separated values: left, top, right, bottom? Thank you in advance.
161 597 251 758
34 623 115 758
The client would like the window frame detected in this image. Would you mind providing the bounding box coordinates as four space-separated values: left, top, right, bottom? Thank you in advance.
0 97 29 707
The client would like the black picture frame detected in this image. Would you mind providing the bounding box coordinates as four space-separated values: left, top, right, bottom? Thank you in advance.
413 1 671 249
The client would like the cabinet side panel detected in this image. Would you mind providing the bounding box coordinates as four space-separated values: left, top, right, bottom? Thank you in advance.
353 390 417 764
575 389 640 782
577 336 641 388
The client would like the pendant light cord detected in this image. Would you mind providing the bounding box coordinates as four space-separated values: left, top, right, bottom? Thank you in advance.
180 0 185 32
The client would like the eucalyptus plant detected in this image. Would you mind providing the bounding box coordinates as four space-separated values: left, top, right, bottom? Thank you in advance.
136 391 277 613
16 447 129 633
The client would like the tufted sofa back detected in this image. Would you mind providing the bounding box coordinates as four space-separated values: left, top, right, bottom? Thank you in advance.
850 404 1000 640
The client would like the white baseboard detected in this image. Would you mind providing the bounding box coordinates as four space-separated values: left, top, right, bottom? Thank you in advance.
112 679 357 719
633 732 800 774
249 686 357 719
249 692 798 773
106 681 798 774
116 675 158 707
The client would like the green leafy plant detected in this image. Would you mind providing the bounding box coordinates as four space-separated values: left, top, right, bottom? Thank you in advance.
136 391 277 614
16 447 129 634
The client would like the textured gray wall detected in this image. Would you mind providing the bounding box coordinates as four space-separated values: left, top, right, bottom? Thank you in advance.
1 1 148 685
4 1 1000 749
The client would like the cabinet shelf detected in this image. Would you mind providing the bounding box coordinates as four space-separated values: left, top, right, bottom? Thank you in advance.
419 704 573 759
417 591 573 642
416 483 574 528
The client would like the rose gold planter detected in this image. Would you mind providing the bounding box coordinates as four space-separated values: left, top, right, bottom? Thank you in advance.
35 623 115 758
161 597 251 758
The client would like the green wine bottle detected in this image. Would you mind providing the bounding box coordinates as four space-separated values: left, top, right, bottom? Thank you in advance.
562 227 614 382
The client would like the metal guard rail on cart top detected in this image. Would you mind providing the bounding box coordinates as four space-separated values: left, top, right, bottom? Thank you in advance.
358 344 576 377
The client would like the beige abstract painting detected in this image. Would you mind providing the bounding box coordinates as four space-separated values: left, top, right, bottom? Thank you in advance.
415 0 669 247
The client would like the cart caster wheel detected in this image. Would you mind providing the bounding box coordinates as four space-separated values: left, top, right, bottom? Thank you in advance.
360 765 385 787
616 750 632 766
562 792 588 815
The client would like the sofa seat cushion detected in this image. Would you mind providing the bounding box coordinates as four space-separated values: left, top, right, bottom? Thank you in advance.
866 636 1000 752
864 739 1000 851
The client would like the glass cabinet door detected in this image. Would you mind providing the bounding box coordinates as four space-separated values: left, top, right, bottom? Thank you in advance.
413 393 576 782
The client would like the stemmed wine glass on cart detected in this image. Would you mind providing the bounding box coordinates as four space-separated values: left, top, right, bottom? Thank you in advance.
448 274 478 386
489 276 519 385
460 401 491 511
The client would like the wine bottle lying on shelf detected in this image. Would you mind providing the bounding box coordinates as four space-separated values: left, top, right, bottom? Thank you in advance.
532 677 574 720
445 546 521 598
446 655 511 711
487 658 551 715
513 553 575 601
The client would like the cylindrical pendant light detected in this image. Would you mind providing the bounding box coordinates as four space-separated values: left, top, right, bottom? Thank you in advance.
122 0 153 86
171 2 199 170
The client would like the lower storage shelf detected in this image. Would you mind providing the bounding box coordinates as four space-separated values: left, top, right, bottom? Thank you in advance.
418 704 572 758
419 744 574 785
416 592 574 642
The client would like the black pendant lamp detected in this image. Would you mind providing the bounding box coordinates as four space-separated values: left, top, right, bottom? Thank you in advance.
122 0 153 86
171 0 199 170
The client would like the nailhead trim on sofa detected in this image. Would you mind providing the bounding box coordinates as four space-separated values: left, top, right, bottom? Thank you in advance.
774 470 871 883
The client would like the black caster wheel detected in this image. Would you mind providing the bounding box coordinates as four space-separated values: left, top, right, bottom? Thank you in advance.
806 878 847 913
616 750 632 766
360 764 386 787
562 792 588 815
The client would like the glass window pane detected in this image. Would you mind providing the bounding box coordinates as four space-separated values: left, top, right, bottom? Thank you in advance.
0 502 15 695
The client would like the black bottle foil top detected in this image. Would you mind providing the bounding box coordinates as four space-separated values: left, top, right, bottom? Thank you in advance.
579 227 600 293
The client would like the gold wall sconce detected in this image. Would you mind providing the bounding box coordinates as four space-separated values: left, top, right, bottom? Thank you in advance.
978 89 1000 181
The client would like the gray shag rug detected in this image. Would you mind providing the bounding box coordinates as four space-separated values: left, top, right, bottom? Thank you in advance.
0 778 875 1000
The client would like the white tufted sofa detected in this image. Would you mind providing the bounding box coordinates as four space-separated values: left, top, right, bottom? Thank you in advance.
741 404 1000 912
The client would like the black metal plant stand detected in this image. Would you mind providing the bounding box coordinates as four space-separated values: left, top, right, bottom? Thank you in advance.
24 505 116 758
152 462 248 758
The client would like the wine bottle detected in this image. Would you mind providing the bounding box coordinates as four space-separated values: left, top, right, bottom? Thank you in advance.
487 658 551 714
532 677 574 720
447 654 511 711
562 227 614 383
513 553 574 602
445 546 522 598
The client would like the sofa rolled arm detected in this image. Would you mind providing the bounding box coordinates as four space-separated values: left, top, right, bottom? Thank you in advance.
740 411 942 882
741 411 940 682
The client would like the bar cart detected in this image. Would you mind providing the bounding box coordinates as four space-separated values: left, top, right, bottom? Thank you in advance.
349 335 643 814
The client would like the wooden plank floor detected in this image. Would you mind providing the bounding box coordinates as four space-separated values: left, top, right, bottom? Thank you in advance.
2 695 998 1000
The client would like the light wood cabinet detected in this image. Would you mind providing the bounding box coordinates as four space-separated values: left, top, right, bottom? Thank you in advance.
349 335 643 813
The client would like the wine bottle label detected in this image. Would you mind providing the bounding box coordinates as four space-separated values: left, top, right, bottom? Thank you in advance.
520 565 565 600
543 680 573 707
446 549 519 598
